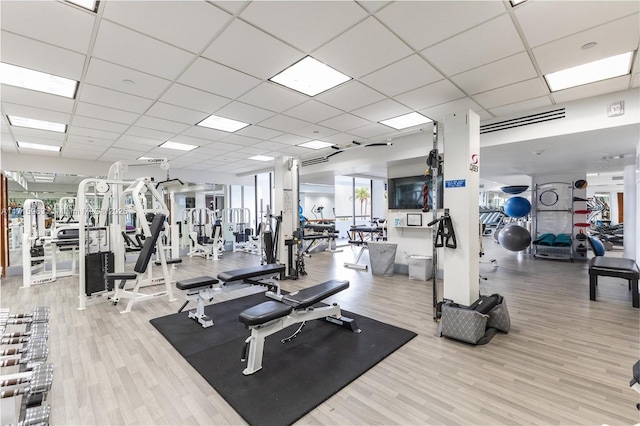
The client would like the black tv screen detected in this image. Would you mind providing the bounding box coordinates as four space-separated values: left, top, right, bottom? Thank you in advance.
388 174 443 211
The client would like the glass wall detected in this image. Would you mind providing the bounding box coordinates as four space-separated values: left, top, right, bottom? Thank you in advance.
333 176 386 242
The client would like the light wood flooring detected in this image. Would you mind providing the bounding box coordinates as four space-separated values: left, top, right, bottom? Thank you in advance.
1 239 639 425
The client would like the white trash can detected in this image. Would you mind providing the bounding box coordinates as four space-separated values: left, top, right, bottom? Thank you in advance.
407 255 433 281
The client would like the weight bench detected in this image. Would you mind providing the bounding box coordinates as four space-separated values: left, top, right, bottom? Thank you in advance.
239 279 360 375
175 263 286 328
589 257 639 308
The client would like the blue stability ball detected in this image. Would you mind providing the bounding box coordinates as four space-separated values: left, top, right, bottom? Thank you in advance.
498 224 532 252
503 196 532 218
588 236 605 256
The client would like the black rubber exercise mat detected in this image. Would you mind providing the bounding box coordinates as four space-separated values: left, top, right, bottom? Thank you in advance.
151 293 417 426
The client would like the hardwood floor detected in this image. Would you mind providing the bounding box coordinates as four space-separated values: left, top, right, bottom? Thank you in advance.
1 239 639 425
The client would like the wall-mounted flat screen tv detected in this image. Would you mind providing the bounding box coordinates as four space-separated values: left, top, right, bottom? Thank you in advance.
388 174 443 211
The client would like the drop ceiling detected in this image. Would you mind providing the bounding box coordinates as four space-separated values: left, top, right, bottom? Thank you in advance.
1 0 638 188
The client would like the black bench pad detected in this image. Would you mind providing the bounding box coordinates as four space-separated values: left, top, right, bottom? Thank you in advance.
589 257 639 276
105 272 137 280
589 257 639 308
155 258 183 265
282 279 349 309
177 276 219 290
239 301 293 326
218 263 285 283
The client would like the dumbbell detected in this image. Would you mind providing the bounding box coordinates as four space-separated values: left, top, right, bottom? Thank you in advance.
1 324 49 347
1 363 54 396
0 345 48 369
19 404 51 426
0 307 50 326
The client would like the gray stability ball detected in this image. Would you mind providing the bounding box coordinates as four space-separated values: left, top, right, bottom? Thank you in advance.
498 224 531 252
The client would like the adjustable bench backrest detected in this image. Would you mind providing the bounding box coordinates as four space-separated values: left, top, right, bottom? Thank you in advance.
134 214 166 274
282 279 349 309
217 263 285 283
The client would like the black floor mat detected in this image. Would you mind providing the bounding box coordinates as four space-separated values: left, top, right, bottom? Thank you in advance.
151 293 416 425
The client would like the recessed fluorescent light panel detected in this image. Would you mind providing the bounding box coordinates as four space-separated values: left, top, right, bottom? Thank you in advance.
197 115 250 132
248 155 274 162
545 51 634 92
17 141 62 152
270 56 352 96
65 0 98 12
0 63 78 98
8 116 67 133
380 112 432 130
298 140 334 150
159 141 198 151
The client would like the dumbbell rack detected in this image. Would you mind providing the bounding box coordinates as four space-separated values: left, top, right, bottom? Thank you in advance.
1 306 53 426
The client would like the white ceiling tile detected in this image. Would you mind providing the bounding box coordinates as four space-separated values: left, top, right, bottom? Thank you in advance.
110 140 153 152
215 102 277 124
85 58 171 99
178 58 261 99
201 141 244 152
316 132 358 146
270 134 312 146
114 134 162 148
160 84 231 114
319 114 371 132
1 140 18 153
315 81 386 112
239 83 308 113
0 31 86 81
422 15 524 76
360 55 443 97
64 141 110 153
257 115 311 133
70 116 129 135
396 79 467 112
67 126 120 141
0 1 95 53
632 73 640 89
66 134 114 146
102 1 231 53
135 116 190 134
240 1 367 52
353 99 411 122
450 53 537 95
236 125 283 141
314 17 413 78
221 134 261 147
133 148 183 160
101 147 154 161
376 1 506 50
515 1 639 47
252 141 291 151
146 102 209 125
551 75 632 104
3 103 71 125
75 102 140 125
214 2 249 15
419 98 484 124
181 125 229 142
237 146 268 156
10 127 65 143
290 124 340 140
125 126 175 142
79 84 153 114
0 85 75 114
348 123 394 139
532 14 640 75
62 151 103 161
202 19 302 79
283 101 343 123
92 21 195 80
357 1 392 13
472 79 548 109
488 96 554 118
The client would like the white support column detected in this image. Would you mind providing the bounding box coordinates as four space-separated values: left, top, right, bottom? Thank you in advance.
273 156 299 263
623 164 636 261
442 110 480 305
636 142 640 265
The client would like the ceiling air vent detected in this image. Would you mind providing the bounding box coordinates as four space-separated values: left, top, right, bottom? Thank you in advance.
480 108 565 134
612 175 624 181
301 157 329 167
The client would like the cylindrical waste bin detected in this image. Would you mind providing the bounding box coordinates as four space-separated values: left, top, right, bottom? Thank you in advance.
368 241 397 276
406 255 433 281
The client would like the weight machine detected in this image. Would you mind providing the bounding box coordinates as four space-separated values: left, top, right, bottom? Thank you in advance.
183 208 223 260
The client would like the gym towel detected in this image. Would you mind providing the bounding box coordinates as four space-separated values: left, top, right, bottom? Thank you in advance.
552 234 572 247
533 233 556 246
